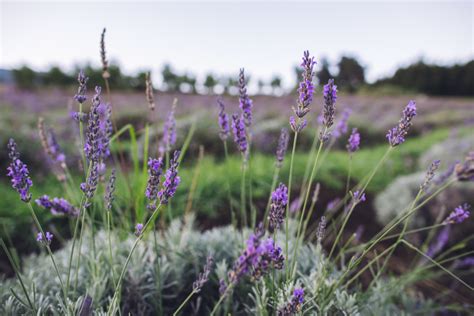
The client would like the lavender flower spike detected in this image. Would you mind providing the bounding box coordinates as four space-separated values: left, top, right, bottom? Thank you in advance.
74 70 88 104
135 223 144 237
100 28 110 79
159 150 181 204
268 183 288 232
444 204 471 224
193 255 214 293
386 100 417 147
322 79 338 126
145 157 164 209
347 128 360 153
36 195 78 217
352 190 366 204
84 86 103 162
104 169 116 211
277 288 305 316
145 72 155 111
275 128 289 168
80 160 99 205
289 116 307 133
420 160 441 192
163 100 177 152
238 68 253 127
294 50 316 118
232 114 248 153
217 98 230 141
6 139 33 202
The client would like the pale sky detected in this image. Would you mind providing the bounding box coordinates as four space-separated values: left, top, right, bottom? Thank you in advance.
1 1 473 87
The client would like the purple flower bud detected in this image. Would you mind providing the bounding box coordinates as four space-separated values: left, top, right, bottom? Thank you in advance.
353 190 366 204
289 116 307 133
347 128 360 153
163 103 177 152
36 231 53 245
317 216 326 244
386 100 417 147
278 287 305 315
426 226 450 258
232 114 248 153
322 79 337 128
268 183 288 232
104 169 116 211
420 160 441 192
217 98 230 141
135 223 144 237
71 111 88 122
84 87 103 162
73 70 88 104
145 157 164 209
293 50 316 118
36 195 78 217
238 68 253 127
193 255 214 293
6 139 33 202
444 204 471 224
81 160 99 205
158 150 181 204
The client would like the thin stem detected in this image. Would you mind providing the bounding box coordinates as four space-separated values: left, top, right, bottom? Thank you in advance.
328 201 357 260
290 139 324 279
0 239 36 312
173 290 197 316
107 211 117 287
240 155 248 227
223 140 236 227
26 203 67 302
210 284 233 316
107 203 163 315
285 132 298 278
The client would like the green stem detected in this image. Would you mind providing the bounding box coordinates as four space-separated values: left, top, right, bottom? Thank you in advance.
107 211 117 287
285 132 298 278
223 141 236 227
107 203 163 315
240 155 248 227
173 290 196 316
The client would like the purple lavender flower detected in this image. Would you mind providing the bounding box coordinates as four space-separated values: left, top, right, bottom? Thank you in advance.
352 190 366 204
386 100 417 147
163 103 177 152
275 128 289 168
268 183 288 232
455 151 474 181
36 231 53 245
36 195 78 217
347 128 360 153
73 70 88 104
6 139 33 202
217 98 230 141
289 116 307 133
232 114 248 153
420 160 441 192
71 111 88 122
455 257 474 269
333 108 351 138
193 255 214 293
135 223 144 237
322 79 337 128
145 157 164 209
277 287 305 316
100 28 110 79
80 160 99 204
238 68 253 127
224 226 284 289
426 226 450 258
84 87 103 162
104 169 116 211
158 150 181 204
145 72 155 111
444 204 471 224
294 51 316 118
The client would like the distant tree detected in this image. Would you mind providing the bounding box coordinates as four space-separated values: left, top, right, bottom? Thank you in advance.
225 77 238 95
203 73 218 94
12 66 37 90
336 56 365 93
129 71 148 91
270 76 282 94
162 64 180 92
44 66 74 86
316 58 332 86
257 79 265 94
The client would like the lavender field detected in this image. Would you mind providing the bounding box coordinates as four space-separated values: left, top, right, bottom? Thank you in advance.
1 2 474 315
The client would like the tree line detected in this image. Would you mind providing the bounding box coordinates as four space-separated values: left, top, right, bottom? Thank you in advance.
7 57 473 96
